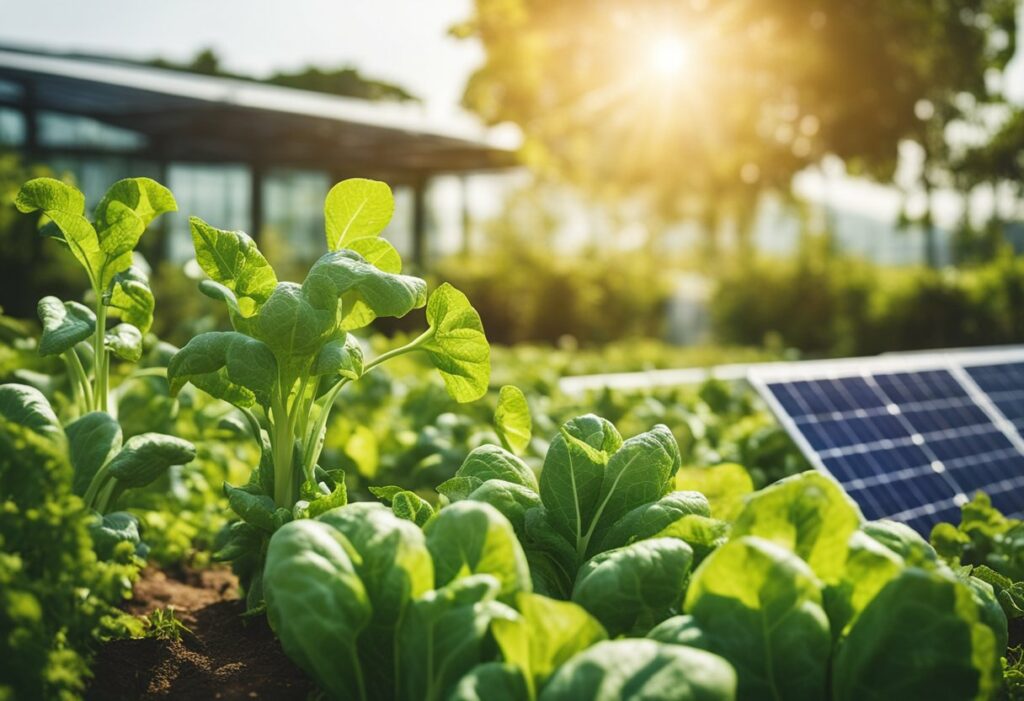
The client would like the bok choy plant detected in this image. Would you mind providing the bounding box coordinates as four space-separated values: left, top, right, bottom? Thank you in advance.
166 178 490 599
12 177 197 555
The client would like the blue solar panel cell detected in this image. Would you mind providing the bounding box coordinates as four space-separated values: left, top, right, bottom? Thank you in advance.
756 357 1024 535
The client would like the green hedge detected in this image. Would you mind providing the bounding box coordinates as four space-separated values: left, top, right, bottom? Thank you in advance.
711 250 1024 356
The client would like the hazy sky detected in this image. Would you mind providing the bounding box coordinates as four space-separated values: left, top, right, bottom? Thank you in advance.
0 0 482 118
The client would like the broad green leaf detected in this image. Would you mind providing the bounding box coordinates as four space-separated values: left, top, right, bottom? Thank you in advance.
539 414 622 556
108 267 155 334
436 476 483 503
824 530 903 637
448 663 529 701
37 297 95 356
168 331 278 407
324 178 395 250
88 511 142 560
304 250 426 327
318 503 434 701
0 383 62 438
93 177 176 256
225 483 279 532
675 463 754 521
421 283 490 403
106 432 196 488
832 568 1000 701
313 335 364 380
255 282 336 366
396 574 518 701
646 614 712 648
584 425 681 559
493 592 607 695
963 575 1008 655
466 480 542 537
653 514 730 565
104 323 143 362
425 500 532 600
523 508 577 598
572 538 693 636
685 536 830 701
339 236 405 329
730 470 861 583
264 520 371 701
596 490 710 553
539 640 737 701
16 178 104 286
863 519 940 568
370 486 436 526
305 481 349 519
65 411 122 497
190 217 277 317
449 444 539 492
495 385 531 455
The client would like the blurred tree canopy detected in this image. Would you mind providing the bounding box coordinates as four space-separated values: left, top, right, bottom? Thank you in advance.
454 0 1018 257
147 48 417 102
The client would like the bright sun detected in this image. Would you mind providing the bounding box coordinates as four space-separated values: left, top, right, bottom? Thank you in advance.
647 34 692 78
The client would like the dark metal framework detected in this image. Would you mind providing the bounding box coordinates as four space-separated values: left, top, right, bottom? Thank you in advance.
0 45 516 264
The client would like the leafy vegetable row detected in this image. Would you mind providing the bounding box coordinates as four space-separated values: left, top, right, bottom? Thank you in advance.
263 412 1014 701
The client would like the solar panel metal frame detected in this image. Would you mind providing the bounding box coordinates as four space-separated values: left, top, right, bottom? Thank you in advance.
747 346 1024 531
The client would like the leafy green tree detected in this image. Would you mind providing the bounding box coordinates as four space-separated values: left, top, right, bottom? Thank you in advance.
455 0 1017 259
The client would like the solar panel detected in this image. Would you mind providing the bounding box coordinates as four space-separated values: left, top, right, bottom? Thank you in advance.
749 348 1024 534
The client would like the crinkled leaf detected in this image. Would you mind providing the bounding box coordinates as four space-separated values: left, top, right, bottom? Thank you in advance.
495 385 531 455
539 639 737 701
168 331 278 407
572 538 693 637
109 266 155 334
255 282 336 366
339 237 405 330
17 178 105 285
421 283 490 403
106 432 196 488
824 530 904 637
685 536 830 701
65 411 122 497
313 335 363 380
264 520 371 701
324 178 395 250
93 178 176 256
37 296 95 356
190 216 277 317
303 250 426 330
104 323 143 362
225 483 278 532
425 501 532 600
653 513 730 566
863 519 940 568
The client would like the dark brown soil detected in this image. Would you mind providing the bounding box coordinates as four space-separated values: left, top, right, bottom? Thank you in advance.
86 566 314 700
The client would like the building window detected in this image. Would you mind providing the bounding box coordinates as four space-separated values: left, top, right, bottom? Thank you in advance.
264 168 330 266
166 164 250 263
38 111 148 151
0 107 25 146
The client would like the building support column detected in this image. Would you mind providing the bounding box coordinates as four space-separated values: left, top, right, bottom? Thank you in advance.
250 163 264 243
460 175 472 257
412 177 427 268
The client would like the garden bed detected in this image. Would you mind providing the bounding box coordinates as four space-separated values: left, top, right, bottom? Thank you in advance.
86 567 311 700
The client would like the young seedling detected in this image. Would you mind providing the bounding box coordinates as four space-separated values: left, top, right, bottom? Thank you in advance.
167 178 490 598
12 178 196 555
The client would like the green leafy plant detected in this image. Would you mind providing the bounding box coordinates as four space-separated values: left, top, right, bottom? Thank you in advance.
167 178 491 598
16 177 176 415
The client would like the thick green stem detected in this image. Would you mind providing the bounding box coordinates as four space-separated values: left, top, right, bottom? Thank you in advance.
271 395 295 508
93 300 108 412
301 378 349 479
